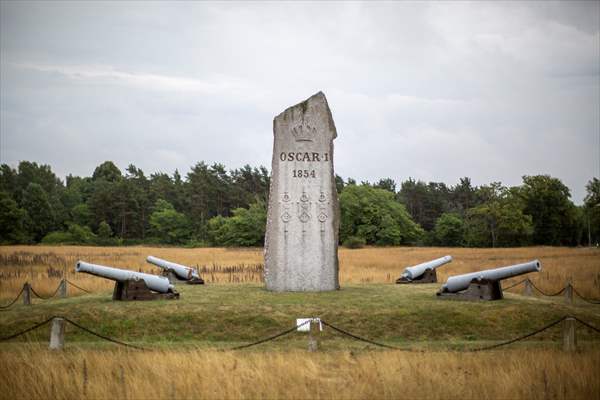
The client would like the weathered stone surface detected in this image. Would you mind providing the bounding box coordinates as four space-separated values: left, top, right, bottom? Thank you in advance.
264 91 340 291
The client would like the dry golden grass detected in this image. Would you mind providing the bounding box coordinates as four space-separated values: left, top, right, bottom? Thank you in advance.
1 246 599 400
1 245 599 300
0 345 598 400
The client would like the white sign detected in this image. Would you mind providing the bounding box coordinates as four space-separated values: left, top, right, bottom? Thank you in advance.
296 318 322 332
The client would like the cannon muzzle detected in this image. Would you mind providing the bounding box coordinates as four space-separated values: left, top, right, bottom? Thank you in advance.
76 260 175 294
146 256 200 281
440 259 541 294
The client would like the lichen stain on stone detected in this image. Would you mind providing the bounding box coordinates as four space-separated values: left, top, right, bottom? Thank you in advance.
299 99 309 115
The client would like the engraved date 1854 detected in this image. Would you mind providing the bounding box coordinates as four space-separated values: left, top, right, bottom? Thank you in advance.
292 169 316 178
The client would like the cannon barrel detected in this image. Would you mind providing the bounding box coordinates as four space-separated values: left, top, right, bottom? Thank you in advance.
440 259 541 293
76 261 174 293
401 255 452 280
146 256 199 280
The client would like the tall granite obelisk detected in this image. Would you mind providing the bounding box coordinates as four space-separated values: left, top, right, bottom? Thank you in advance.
264 91 340 291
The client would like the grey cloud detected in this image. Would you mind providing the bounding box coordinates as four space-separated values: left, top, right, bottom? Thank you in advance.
0 1 598 203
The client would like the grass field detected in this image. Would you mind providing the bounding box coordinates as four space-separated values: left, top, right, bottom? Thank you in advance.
1 245 599 298
1 245 599 399
1 347 599 400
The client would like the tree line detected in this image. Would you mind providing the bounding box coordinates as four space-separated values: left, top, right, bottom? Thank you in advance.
0 160 598 248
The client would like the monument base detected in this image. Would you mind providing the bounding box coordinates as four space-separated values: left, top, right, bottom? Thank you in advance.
112 279 179 301
436 279 503 301
396 268 437 284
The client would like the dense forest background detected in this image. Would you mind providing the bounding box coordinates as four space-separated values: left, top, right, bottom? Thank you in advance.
0 161 598 248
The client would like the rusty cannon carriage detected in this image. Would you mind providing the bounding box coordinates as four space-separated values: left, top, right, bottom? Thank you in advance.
146 256 204 284
76 261 179 300
396 255 452 284
437 259 541 301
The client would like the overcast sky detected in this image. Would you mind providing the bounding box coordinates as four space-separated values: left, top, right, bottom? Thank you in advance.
1 1 598 203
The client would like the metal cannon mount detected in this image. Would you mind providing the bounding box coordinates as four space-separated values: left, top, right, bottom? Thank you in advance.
113 279 180 301
396 268 437 284
436 278 503 301
160 268 205 285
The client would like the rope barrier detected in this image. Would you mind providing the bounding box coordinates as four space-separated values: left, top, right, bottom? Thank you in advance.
0 280 91 310
572 288 600 305
502 279 527 291
229 319 311 350
500 279 599 304
61 317 146 350
573 317 600 334
320 320 401 350
1 314 598 352
0 316 55 341
528 281 566 297
30 284 61 300
0 315 145 349
66 280 91 294
469 317 567 352
0 287 25 311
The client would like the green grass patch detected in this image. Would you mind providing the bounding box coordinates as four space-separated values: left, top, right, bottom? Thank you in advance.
1 284 599 350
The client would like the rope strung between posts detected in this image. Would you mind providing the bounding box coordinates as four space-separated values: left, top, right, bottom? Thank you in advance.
501 279 599 304
528 281 566 297
229 319 311 350
572 288 600 305
0 316 55 341
61 316 146 350
66 280 91 294
30 284 61 300
502 279 528 291
1 314 598 351
320 320 401 350
0 281 91 310
0 286 25 311
469 316 567 352
572 316 600 333
0 315 145 350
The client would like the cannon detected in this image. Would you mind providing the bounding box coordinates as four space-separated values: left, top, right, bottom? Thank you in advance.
437 259 541 301
146 256 204 284
76 261 179 300
396 255 452 284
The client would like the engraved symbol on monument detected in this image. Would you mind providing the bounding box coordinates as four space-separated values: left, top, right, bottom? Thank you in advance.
297 191 311 229
280 192 292 234
292 121 316 142
281 211 292 223
317 192 328 232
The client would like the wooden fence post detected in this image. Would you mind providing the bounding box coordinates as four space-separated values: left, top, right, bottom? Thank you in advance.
523 279 533 297
119 365 126 400
308 319 320 352
563 317 576 352
83 359 88 396
59 279 67 298
49 317 66 350
565 281 573 304
23 283 31 305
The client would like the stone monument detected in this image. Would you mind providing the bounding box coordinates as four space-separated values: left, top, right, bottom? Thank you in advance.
264 91 340 291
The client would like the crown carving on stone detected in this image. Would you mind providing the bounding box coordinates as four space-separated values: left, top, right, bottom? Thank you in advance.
291 121 316 142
